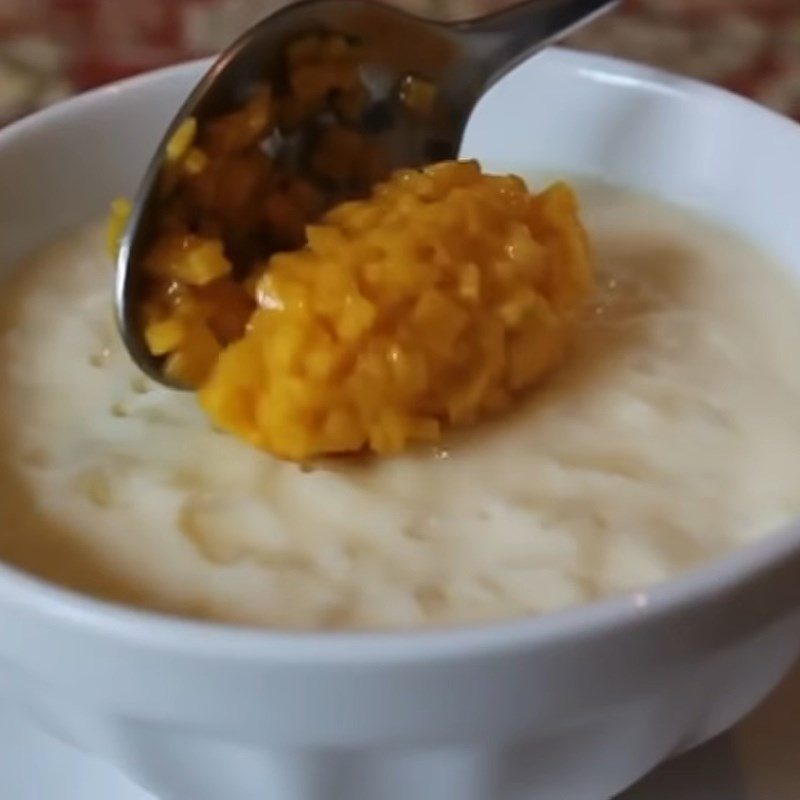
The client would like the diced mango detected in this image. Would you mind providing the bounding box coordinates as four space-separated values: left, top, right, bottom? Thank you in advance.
199 161 593 460
399 75 438 117
166 118 198 163
182 147 209 176
106 197 132 259
144 318 186 355
163 321 221 386
204 87 273 155
144 235 232 286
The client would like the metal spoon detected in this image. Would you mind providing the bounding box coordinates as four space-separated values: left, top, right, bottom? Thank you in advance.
116 0 618 386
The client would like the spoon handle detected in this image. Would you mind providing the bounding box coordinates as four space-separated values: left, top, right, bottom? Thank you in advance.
461 0 619 90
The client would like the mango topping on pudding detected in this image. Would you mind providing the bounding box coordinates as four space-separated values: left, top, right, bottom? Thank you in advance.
201 162 591 459
109 35 592 461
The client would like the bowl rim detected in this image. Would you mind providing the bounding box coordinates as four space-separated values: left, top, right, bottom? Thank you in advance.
0 46 798 664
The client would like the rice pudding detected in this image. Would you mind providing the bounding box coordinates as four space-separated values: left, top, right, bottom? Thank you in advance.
0 182 798 630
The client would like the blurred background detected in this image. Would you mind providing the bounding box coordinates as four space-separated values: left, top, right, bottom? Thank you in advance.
0 0 798 127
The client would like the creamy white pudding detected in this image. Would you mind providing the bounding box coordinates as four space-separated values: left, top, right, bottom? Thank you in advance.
0 182 798 630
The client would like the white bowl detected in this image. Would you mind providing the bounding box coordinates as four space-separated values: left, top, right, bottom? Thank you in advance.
0 48 799 800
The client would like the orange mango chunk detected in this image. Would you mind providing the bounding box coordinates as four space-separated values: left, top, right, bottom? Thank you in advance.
199 160 593 460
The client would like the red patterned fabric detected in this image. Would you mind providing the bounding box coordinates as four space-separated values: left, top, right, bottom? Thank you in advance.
0 0 798 125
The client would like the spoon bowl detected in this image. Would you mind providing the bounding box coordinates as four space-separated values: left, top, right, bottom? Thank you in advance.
115 0 618 386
